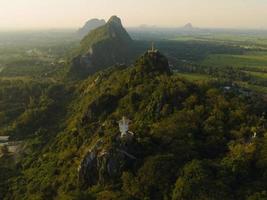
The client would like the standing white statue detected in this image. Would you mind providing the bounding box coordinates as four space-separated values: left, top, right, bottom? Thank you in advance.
118 116 131 138
252 131 257 139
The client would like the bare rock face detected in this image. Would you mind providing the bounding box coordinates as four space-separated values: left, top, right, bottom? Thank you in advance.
78 137 136 187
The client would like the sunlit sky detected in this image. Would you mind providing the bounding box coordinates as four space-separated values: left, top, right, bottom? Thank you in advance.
0 0 267 30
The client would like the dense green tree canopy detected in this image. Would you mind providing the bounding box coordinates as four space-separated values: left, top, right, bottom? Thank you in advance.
0 51 266 200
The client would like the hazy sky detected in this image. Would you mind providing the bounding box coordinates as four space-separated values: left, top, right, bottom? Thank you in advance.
0 0 267 30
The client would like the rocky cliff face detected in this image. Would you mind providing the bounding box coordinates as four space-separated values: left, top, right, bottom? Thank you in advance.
78 136 136 187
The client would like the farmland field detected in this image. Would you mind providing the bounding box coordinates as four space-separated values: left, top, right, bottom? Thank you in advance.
175 72 213 82
245 71 267 79
200 53 267 71
0 30 79 80
174 33 267 48
170 33 267 94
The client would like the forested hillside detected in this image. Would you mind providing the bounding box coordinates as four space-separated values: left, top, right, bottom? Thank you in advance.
1 51 267 200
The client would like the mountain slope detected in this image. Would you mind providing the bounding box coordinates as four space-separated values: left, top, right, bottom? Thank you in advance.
69 16 134 79
77 18 106 37
183 23 193 29
1 51 267 200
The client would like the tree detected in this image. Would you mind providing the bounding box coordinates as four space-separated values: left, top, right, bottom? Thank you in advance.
172 160 231 200
122 154 177 200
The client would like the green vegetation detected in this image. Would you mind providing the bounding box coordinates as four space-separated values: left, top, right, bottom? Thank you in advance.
0 79 51 133
245 71 267 79
0 30 79 80
174 33 267 48
166 34 267 94
0 27 267 200
175 72 213 82
200 53 267 71
1 51 266 200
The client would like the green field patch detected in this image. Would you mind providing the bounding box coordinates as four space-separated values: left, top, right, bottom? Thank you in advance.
0 76 32 82
237 81 267 94
175 72 213 81
173 34 267 47
244 71 267 79
200 54 267 71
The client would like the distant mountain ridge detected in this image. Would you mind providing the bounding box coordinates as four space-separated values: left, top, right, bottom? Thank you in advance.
77 18 106 37
183 23 194 29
